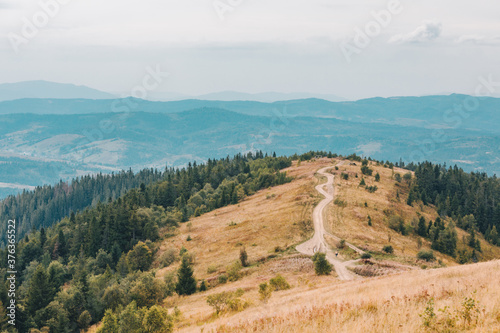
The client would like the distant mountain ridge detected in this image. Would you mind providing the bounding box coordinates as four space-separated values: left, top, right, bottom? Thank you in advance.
1 94 500 134
0 80 346 103
0 80 116 101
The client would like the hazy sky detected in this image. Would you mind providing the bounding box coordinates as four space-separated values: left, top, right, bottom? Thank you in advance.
1 0 499 99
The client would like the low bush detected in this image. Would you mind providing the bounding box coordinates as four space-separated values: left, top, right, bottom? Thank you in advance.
418 250 436 262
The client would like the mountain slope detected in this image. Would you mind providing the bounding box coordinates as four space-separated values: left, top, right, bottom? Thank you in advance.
0 80 115 101
148 157 500 332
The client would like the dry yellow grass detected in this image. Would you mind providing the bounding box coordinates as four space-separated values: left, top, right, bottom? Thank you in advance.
327 160 500 264
154 159 333 282
90 158 500 332
211 260 500 332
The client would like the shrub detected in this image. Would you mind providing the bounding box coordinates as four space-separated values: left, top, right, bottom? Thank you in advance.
312 252 332 275
361 165 373 176
259 283 272 303
143 305 174 333
159 248 178 268
418 250 436 262
375 173 380 182
207 265 217 274
269 275 291 291
199 280 208 292
227 261 242 282
388 215 408 235
342 173 349 180
217 274 228 284
186 235 192 241
359 178 366 186
394 173 402 182
382 245 394 254
207 289 246 315
366 186 378 193
240 247 248 267
361 253 372 259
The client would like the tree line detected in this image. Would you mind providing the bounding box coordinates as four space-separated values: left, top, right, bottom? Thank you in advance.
406 161 500 246
0 152 293 332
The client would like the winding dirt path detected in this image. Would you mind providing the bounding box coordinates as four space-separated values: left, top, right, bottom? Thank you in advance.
296 162 363 280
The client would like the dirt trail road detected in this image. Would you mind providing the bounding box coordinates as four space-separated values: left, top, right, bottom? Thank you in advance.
296 162 362 280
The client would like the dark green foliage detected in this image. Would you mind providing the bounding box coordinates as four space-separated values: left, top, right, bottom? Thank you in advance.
468 229 482 252
382 245 394 254
366 185 378 193
0 168 166 246
375 173 380 182
312 252 332 275
418 250 436 262
367 215 372 226
359 178 366 186
6 153 294 332
361 253 372 259
361 165 373 176
417 216 427 237
27 265 54 314
127 241 153 272
199 280 208 292
431 221 458 257
176 256 197 296
407 161 500 243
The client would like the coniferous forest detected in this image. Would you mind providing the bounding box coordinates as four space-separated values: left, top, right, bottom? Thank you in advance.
406 161 500 246
1 152 500 332
0 152 292 332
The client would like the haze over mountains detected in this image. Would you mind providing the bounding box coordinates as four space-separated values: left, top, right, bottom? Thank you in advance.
0 80 499 199
0 81 345 103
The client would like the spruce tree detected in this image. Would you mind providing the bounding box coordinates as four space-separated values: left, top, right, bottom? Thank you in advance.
417 217 427 237
176 256 197 295
27 264 53 313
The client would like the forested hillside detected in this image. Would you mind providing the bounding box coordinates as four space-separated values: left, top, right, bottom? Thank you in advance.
0 152 292 332
406 161 500 246
0 169 166 247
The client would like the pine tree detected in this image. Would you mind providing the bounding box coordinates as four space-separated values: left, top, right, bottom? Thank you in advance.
375 173 380 182
27 264 53 314
176 256 197 296
40 227 46 248
57 230 67 260
417 217 427 237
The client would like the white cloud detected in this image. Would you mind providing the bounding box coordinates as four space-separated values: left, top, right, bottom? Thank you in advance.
389 20 442 44
456 35 500 45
